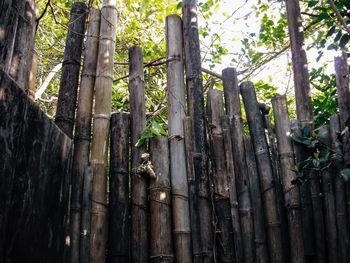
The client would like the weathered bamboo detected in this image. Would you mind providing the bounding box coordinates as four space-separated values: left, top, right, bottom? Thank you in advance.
243 135 269 263
290 120 316 258
207 89 235 262
166 14 192 263
240 81 283 263
272 95 305 263
0 0 22 72
129 46 148 263
149 136 174 263
330 114 350 263
334 53 350 227
108 112 130 263
182 1 213 261
80 166 93 263
318 125 338 263
89 1 118 262
221 115 244 263
55 2 87 137
70 9 100 263
9 0 36 89
222 68 256 263
285 0 313 126
183 117 201 262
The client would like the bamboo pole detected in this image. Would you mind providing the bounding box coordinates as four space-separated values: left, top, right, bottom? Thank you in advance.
182 1 213 261
80 166 93 263
28 49 38 99
129 46 148 263
207 89 235 262
330 114 350 263
272 95 305 263
334 53 350 227
183 117 201 262
70 9 100 263
55 2 87 138
89 1 118 262
318 125 338 263
222 68 255 263
243 135 269 263
240 81 283 263
221 115 244 263
108 112 130 263
9 0 36 89
149 136 174 263
166 14 192 263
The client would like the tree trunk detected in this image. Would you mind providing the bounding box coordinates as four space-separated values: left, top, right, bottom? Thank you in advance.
89 1 118 262
222 68 256 263
129 46 148 263
272 95 305 263
149 136 174 263
240 81 283 263
182 1 213 261
108 112 130 263
55 2 87 138
166 14 192 263
70 9 100 263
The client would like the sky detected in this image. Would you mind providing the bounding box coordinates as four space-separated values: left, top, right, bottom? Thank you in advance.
198 0 340 94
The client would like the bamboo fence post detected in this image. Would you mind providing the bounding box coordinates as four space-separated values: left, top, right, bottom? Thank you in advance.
108 112 130 263
166 14 192 263
334 52 350 226
222 68 256 263
70 9 100 263
80 166 93 263
207 89 235 262
55 2 87 138
243 135 269 263
129 46 148 263
272 95 305 263
221 115 244 262
330 114 350 263
89 1 118 262
182 0 213 261
318 125 338 263
0 0 20 72
8 0 36 89
183 117 201 262
240 81 283 263
149 136 174 263
28 49 38 99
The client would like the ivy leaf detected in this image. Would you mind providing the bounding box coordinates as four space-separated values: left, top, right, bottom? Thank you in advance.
341 168 350 181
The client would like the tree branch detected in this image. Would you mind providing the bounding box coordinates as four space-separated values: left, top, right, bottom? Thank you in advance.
327 0 350 36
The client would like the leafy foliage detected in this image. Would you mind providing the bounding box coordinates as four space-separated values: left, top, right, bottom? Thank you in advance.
135 119 167 147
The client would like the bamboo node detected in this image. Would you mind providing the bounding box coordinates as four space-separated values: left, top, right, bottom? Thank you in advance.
62 59 81 67
94 113 110 120
255 148 269 156
96 73 114 80
74 134 90 142
168 134 184 141
99 36 116 44
172 192 189 201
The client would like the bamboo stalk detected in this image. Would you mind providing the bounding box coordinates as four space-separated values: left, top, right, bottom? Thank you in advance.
334 53 350 228
129 46 148 263
108 112 130 263
89 1 118 262
222 68 255 263
70 9 100 263
182 1 213 261
221 115 244 263
207 89 235 262
80 166 93 263
243 135 269 263
318 125 338 263
55 2 87 138
330 114 350 263
272 95 305 263
28 49 38 99
149 136 174 263
240 81 283 263
9 0 36 89
166 14 192 263
183 117 201 262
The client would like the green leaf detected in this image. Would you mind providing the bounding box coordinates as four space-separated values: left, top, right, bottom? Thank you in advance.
339 34 350 49
176 2 182 9
341 168 350 181
326 25 336 38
